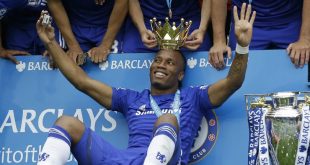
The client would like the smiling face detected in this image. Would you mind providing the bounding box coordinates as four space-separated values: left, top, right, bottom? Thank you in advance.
150 50 185 94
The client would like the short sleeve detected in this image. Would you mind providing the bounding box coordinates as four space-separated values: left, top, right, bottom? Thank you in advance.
193 85 216 110
111 87 140 114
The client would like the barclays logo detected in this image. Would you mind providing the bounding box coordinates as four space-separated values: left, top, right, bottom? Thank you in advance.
99 61 109 71
15 61 53 72
16 61 26 72
187 57 197 69
186 57 232 69
99 59 153 71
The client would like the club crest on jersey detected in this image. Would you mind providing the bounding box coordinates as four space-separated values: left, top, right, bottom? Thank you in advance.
138 104 146 112
189 109 218 163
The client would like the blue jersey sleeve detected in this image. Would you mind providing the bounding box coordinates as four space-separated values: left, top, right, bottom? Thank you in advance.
111 87 140 114
192 85 216 110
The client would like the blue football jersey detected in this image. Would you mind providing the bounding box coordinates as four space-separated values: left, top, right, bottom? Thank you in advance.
61 0 115 27
1 0 46 23
111 85 215 164
232 0 303 27
140 0 200 22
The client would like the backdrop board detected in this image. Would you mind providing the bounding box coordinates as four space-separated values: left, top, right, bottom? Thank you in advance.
0 50 308 164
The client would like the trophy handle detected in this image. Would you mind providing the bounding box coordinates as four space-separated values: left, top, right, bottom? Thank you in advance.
244 94 269 111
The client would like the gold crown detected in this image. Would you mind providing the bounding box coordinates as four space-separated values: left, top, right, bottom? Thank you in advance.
150 17 192 50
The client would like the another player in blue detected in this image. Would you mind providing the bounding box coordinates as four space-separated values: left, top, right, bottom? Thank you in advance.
211 0 310 69
122 0 212 53
0 0 47 64
47 0 127 65
36 4 255 165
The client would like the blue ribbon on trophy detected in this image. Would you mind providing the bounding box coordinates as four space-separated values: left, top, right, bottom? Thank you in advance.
246 92 310 165
247 106 262 165
258 107 270 165
296 105 310 165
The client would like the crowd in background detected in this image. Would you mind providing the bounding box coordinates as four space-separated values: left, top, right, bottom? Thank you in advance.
0 0 309 69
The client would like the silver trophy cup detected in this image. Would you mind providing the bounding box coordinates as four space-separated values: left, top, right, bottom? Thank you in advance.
245 92 310 165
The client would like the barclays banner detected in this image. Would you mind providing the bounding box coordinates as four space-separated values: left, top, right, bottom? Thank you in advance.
0 50 308 164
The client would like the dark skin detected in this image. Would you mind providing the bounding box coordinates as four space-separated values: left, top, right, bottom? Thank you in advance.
36 3 255 147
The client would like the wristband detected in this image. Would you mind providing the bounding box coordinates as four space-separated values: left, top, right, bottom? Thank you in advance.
236 43 249 54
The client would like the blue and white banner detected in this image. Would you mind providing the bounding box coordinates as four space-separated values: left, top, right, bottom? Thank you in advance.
248 107 263 165
296 105 310 165
258 108 270 165
0 50 308 164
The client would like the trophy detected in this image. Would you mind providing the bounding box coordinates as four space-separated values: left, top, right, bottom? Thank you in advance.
245 92 310 165
150 17 192 50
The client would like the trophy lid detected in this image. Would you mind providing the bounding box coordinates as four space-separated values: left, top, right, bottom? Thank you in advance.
271 91 298 109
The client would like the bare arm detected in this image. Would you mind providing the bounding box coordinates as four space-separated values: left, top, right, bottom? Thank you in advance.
209 0 232 70
208 3 255 106
300 0 310 41
47 0 83 64
287 0 310 68
129 0 156 48
184 0 211 50
100 0 128 49
36 11 113 109
88 0 128 63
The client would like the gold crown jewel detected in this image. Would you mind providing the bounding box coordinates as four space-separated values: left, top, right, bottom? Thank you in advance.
150 17 192 50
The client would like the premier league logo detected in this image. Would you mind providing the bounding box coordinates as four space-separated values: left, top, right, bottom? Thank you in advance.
189 109 218 163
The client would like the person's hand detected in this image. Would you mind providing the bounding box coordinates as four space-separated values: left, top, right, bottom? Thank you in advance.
95 0 105 5
36 10 55 45
287 39 310 68
209 43 232 70
66 47 83 65
234 3 256 47
141 29 157 48
0 48 30 64
184 29 205 50
88 46 111 63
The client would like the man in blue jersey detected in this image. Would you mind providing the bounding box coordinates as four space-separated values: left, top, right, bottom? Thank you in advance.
36 4 255 165
122 0 212 53
47 0 127 65
210 0 310 70
0 0 47 64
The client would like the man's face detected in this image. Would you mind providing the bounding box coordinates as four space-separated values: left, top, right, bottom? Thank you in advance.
150 50 184 90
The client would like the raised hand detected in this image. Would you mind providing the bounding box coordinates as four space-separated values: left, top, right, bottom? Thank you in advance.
36 10 55 45
233 3 256 47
